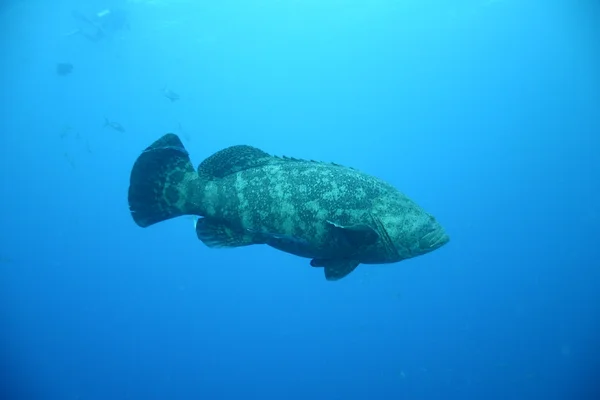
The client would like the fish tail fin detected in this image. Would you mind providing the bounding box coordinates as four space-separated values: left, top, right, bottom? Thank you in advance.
103 117 109 127
128 133 201 228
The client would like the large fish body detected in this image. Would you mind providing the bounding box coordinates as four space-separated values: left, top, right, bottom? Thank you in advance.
128 134 449 280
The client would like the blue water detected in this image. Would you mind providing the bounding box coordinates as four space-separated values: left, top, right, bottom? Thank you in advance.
1 0 599 399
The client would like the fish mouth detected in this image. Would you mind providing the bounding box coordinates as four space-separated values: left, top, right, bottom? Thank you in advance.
419 228 450 251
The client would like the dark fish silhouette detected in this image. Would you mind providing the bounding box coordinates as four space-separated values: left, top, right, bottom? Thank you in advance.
56 63 73 76
103 117 125 133
128 134 449 281
161 87 180 102
67 8 130 42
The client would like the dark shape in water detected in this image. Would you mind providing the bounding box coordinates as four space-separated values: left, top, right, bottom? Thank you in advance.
162 87 180 102
69 8 130 43
127 134 450 281
56 63 73 76
104 117 125 133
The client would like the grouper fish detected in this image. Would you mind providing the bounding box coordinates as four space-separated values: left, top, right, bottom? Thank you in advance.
127 133 449 281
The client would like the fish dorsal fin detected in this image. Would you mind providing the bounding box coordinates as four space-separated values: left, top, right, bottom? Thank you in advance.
274 156 356 170
198 145 272 179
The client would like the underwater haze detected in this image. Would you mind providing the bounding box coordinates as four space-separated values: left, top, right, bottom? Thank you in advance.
1 0 599 399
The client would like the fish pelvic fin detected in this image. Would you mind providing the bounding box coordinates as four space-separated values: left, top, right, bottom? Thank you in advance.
128 133 201 228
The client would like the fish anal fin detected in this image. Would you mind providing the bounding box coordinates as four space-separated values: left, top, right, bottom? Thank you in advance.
195 218 257 248
310 258 360 281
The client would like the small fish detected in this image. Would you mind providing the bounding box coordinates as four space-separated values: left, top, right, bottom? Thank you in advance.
64 152 76 169
161 87 180 102
59 124 73 139
56 62 73 76
103 117 125 133
0 255 13 264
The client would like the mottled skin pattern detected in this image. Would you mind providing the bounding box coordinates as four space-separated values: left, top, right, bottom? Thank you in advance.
128 134 449 280
191 159 429 263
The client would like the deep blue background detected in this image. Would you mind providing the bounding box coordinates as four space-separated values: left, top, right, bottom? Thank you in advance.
1 0 599 399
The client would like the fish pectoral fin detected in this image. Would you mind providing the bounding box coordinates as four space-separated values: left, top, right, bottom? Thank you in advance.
195 218 257 248
310 258 360 281
326 220 379 247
